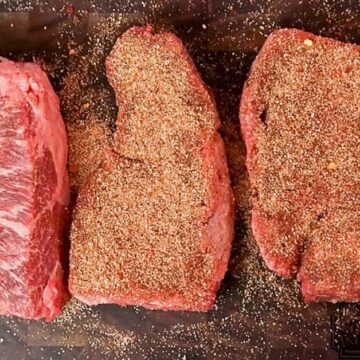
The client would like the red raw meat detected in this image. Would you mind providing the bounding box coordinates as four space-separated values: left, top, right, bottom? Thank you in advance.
69 26 234 311
240 29 360 302
0 59 69 320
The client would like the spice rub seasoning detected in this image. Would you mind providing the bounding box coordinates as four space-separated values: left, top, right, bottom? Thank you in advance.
69 26 234 310
240 29 360 302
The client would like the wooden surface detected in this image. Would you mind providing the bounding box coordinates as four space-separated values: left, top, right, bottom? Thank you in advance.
0 1 359 359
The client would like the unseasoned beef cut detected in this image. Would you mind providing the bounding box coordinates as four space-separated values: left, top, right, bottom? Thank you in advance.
240 29 360 302
0 59 69 320
69 26 234 311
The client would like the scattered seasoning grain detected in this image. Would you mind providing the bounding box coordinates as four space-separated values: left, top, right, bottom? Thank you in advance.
54 299 136 357
65 5 74 15
303 38 313 47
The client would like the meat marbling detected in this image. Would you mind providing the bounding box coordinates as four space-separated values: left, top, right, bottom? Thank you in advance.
0 58 69 320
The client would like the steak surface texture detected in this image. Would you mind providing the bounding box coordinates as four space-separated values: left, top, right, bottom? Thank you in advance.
240 29 360 302
69 26 234 311
0 58 69 320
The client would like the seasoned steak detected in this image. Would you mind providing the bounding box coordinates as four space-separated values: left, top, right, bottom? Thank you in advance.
0 59 69 320
67 118 112 191
69 26 234 311
240 29 360 303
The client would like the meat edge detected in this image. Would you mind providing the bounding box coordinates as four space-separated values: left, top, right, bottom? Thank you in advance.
239 31 299 278
0 60 69 321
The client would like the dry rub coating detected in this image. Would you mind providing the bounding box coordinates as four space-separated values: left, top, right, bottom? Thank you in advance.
240 29 360 303
69 26 234 311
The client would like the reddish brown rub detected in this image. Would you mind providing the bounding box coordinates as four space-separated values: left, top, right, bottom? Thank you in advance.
240 29 360 302
69 26 234 311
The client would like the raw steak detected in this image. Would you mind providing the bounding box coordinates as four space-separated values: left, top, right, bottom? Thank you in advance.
0 59 69 320
240 29 360 302
69 26 234 311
